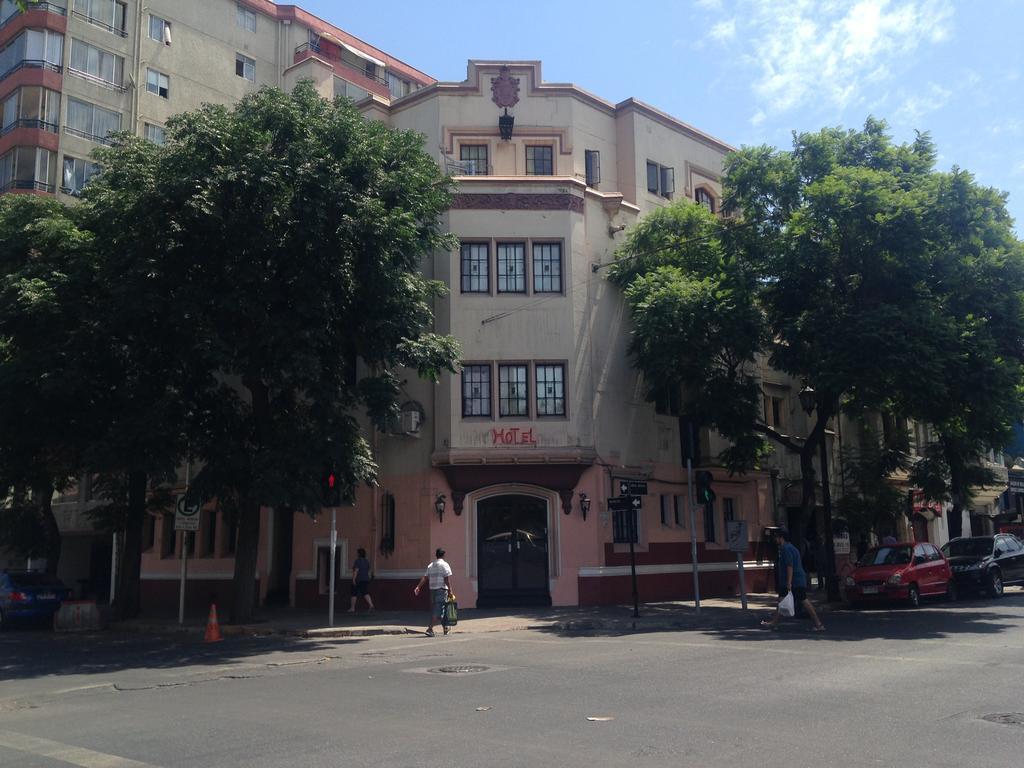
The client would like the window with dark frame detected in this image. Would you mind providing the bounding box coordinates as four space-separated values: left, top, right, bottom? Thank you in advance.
460 242 489 293
146 68 169 98
459 144 488 175
526 145 553 175
704 499 717 543
161 514 176 557
203 510 217 556
647 161 659 193
535 364 565 416
142 513 155 551
646 160 675 198
224 509 237 555
695 187 715 213
462 364 492 417
496 242 526 293
723 498 736 523
674 495 685 526
532 242 562 293
498 364 529 417
585 149 601 187
235 53 255 81
660 494 670 526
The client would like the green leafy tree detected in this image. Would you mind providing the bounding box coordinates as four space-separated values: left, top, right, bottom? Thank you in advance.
0 196 94 574
87 83 459 621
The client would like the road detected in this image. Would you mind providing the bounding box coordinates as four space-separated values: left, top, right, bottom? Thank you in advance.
2 592 1024 767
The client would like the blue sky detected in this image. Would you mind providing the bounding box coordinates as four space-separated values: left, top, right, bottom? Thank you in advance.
298 0 1023 231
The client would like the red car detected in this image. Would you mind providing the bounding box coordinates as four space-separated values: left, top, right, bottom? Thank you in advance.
844 542 955 607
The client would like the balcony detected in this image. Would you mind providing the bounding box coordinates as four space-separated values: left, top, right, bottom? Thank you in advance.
0 2 66 31
293 41 390 99
0 58 61 80
1 116 58 135
70 9 127 37
64 125 114 145
0 178 55 193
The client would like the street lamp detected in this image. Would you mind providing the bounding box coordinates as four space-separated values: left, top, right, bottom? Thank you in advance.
434 494 446 523
578 492 591 520
799 384 840 602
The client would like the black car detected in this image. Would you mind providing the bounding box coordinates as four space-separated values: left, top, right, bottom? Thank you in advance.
941 535 1024 597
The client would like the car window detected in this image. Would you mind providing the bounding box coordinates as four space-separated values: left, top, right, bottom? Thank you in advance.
994 537 1007 555
1006 537 1023 553
913 544 928 562
925 544 941 561
943 538 994 558
859 546 912 566
7 573 63 587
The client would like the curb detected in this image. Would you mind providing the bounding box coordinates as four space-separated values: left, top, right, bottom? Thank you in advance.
296 626 416 638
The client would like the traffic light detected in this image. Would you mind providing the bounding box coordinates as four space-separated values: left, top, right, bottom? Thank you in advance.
695 470 716 504
321 466 342 507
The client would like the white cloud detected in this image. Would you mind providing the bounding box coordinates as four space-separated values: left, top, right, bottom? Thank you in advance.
695 0 724 9
709 18 737 41
720 0 954 120
892 82 952 125
751 109 767 126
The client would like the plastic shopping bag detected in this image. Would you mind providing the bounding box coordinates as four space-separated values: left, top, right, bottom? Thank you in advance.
443 593 458 626
778 591 795 618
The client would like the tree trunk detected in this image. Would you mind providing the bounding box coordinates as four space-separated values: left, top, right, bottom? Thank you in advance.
113 470 147 620
947 461 966 540
31 481 60 575
798 444 817 534
230 494 261 623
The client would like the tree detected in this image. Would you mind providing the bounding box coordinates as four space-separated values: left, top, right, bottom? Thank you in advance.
87 83 459 621
0 196 94 574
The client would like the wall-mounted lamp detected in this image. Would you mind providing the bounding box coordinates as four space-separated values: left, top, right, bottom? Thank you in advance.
499 108 514 141
578 492 591 520
434 494 447 522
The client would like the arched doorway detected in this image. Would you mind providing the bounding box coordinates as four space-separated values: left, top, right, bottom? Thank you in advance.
477 494 551 608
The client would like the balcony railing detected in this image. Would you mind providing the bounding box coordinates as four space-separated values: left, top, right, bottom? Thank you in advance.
294 41 389 88
444 157 485 176
0 117 59 135
67 66 127 92
0 2 66 31
71 10 127 37
64 125 114 145
0 59 62 81
0 178 56 193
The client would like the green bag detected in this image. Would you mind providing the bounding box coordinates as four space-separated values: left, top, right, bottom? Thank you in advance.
443 594 458 626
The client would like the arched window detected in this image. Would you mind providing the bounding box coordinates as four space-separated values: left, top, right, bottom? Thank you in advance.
695 187 716 213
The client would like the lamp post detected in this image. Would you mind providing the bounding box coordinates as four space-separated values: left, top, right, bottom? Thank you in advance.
799 386 840 602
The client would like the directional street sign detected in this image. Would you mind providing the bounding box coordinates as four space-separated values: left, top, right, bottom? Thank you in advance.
616 479 648 498
174 494 201 531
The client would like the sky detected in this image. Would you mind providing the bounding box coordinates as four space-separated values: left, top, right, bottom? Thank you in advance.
296 0 1024 232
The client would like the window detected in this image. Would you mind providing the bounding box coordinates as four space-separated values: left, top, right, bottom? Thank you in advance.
532 242 562 293
0 29 64 77
379 491 396 556
235 53 255 82
148 14 172 44
203 511 217 557
224 509 237 555
704 499 716 543
61 155 100 195
65 97 121 144
496 242 526 293
660 495 670 526
498 364 528 417
70 39 124 88
142 513 155 552
764 393 786 429
74 0 127 35
460 242 489 293
585 149 601 187
674 495 685 526
646 160 675 198
1 86 60 133
459 144 488 175
695 187 715 213
386 71 409 99
0 146 56 192
723 498 736 523
526 145 553 175
236 4 256 32
535 364 565 416
144 123 165 145
462 364 491 417
146 68 169 98
160 514 176 558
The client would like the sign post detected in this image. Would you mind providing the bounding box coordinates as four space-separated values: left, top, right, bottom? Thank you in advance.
726 520 749 610
174 464 200 625
329 508 337 627
686 458 701 616
610 494 642 618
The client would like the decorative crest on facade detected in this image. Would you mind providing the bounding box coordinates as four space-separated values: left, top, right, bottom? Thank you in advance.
490 66 520 108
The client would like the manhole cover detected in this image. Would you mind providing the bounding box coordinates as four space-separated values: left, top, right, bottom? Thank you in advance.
429 665 490 674
981 713 1024 726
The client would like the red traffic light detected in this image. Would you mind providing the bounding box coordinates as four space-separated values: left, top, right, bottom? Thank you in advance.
327 473 336 489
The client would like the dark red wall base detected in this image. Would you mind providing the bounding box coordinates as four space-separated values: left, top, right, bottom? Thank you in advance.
140 579 254 619
294 578 422 612
578 568 773 606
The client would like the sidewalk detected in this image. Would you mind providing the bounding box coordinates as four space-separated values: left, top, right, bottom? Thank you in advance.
112 591 836 639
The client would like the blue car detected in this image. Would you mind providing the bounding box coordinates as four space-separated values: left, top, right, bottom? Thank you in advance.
0 571 71 628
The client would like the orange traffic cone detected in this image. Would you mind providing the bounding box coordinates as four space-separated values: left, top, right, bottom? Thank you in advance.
204 603 223 643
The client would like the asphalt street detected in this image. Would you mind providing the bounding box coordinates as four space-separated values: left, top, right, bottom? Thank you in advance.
2 591 1024 768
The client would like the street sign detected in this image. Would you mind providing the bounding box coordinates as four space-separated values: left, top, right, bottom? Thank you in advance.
725 520 748 553
616 478 648 498
174 494 201 531
833 531 851 555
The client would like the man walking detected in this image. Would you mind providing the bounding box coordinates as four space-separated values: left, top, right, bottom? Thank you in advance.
762 528 825 632
347 547 374 614
413 548 452 637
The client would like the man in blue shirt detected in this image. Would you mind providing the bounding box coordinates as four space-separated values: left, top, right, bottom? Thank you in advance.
762 528 825 631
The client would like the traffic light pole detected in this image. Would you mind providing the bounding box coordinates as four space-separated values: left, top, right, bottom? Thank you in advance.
687 458 701 616
328 508 337 627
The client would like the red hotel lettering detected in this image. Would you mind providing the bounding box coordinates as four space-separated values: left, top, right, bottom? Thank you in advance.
490 428 538 446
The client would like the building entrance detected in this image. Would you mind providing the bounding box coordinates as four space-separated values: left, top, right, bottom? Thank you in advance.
477 494 551 607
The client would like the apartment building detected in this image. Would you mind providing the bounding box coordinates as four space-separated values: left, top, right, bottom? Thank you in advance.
0 0 431 195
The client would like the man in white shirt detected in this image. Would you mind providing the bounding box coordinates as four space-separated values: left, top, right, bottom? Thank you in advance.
413 548 452 636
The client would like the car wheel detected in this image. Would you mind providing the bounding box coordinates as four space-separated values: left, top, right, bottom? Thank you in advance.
988 570 1004 598
908 585 920 608
945 580 958 602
